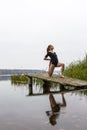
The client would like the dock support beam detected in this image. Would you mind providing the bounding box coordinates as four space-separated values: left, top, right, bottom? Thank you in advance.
28 77 33 95
43 80 51 94
59 84 66 91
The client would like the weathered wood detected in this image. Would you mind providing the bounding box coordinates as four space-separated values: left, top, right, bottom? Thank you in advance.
26 73 87 87
28 77 33 95
43 80 50 93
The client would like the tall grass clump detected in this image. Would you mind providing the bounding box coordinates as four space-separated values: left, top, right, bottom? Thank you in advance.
65 55 87 81
11 74 28 85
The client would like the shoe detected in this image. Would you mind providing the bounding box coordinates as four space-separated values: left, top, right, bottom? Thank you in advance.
60 74 64 78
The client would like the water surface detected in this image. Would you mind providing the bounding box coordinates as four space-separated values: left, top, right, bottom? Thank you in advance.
0 78 87 130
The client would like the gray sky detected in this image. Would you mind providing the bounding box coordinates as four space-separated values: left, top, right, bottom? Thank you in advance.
0 0 87 70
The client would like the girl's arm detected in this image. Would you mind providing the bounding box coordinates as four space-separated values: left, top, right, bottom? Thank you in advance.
44 57 50 60
44 53 50 60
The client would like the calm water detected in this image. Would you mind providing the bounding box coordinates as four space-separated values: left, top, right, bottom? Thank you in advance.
0 77 87 130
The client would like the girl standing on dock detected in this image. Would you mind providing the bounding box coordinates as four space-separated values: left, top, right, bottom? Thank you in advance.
44 44 65 77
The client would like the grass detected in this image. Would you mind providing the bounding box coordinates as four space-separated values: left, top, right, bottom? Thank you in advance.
64 56 87 81
11 74 28 85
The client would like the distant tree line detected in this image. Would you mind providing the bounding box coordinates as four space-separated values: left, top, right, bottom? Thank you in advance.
0 69 45 75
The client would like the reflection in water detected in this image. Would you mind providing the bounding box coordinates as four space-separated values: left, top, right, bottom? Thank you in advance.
0 75 10 80
0 76 87 130
46 93 66 126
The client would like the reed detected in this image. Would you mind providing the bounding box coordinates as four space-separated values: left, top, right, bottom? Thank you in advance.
65 55 87 81
11 74 28 85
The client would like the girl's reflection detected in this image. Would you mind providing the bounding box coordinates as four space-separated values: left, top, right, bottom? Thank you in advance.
46 93 66 126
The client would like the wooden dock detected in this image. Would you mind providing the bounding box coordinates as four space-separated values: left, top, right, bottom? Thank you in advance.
26 73 87 87
25 73 87 95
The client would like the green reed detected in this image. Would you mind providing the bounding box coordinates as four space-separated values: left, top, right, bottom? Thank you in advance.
11 74 28 85
65 56 87 81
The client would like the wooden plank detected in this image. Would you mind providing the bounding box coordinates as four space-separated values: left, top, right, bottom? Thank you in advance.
26 73 87 87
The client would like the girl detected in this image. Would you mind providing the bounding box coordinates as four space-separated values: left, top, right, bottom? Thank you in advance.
44 44 65 77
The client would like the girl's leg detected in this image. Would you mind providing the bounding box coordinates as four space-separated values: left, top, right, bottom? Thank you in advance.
48 64 55 77
56 62 65 75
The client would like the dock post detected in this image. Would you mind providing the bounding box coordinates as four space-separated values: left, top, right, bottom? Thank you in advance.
43 80 50 94
59 84 66 91
28 77 33 95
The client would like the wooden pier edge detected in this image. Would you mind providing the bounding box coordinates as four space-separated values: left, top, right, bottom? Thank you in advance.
25 73 87 88
25 73 87 95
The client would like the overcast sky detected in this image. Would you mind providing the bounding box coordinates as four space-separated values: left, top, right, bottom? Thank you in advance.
0 0 87 70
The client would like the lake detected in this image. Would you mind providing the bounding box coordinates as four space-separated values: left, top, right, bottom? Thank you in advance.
0 76 87 130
